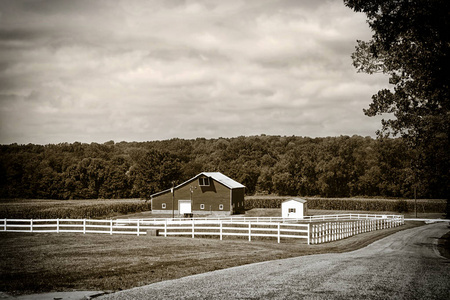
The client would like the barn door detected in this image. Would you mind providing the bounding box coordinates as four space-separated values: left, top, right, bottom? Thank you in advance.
179 200 192 215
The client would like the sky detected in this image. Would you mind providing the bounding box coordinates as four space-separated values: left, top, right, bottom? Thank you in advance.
0 0 390 145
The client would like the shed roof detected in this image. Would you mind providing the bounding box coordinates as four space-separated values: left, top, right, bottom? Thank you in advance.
282 198 307 204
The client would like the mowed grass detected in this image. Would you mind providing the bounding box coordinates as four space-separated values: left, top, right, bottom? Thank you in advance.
0 221 423 296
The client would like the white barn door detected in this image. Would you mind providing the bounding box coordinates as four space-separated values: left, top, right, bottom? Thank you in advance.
179 200 192 215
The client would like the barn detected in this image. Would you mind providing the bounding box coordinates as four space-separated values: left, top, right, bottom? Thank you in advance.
151 172 245 216
281 198 307 218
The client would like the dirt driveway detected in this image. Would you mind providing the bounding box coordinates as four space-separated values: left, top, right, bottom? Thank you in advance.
99 222 450 300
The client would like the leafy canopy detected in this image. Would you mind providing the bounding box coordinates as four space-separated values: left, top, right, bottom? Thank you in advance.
344 0 450 201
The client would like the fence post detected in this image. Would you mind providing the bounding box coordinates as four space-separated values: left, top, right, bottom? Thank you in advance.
137 220 140 236
57 218 59 233
307 223 310 245
192 219 195 238
333 223 337 241
30 219 33 233
220 221 223 240
110 219 113 235
164 219 167 237
326 223 330 243
312 225 316 244
319 224 323 243
83 219 86 234
3 219 6 231
277 223 281 243
248 222 251 242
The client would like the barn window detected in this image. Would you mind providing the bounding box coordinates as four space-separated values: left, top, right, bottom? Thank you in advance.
288 208 296 213
200 204 205 210
199 177 210 186
162 203 166 209
219 204 224 210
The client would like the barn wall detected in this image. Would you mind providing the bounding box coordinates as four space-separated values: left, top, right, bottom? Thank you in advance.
231 188 245 214
190 179 231 212
152 176 233 215
151 192 172 211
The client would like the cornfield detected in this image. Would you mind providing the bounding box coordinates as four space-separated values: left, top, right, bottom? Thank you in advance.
0 199 151 219
245 197 446 213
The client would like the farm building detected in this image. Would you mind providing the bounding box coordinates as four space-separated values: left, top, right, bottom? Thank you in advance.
281 198 307 218
151 172 245 216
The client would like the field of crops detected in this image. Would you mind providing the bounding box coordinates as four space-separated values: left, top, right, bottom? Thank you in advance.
0 199 151 219
245 196 447 214
1 197 446 219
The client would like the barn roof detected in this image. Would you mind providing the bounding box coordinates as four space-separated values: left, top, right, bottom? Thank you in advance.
151 172 245 198
200 172 245 189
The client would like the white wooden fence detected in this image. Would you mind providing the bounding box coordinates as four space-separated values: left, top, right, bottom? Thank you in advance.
138 220 310 244
0 218 310 243
0 214 404 245
0 218 145 236
310 218 403 244
121 213 404 224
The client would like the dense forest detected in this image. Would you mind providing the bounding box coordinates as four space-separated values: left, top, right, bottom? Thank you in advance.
0 135 436 200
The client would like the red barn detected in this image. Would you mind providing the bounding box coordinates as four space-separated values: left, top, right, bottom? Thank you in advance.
151 172 245 216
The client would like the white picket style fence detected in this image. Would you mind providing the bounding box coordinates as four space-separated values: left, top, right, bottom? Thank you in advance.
310 218 403 244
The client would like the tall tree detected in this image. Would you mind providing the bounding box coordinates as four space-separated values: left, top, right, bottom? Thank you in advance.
345 0 450 215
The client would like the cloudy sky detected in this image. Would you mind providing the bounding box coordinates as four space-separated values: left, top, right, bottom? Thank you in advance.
0 0 389 145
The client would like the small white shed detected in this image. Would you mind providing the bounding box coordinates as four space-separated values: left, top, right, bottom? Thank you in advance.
282 198 307 218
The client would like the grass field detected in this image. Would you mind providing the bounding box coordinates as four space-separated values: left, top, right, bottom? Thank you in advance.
0 221 424 296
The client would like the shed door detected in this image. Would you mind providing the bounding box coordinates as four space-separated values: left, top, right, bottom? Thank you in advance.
179 200 192 214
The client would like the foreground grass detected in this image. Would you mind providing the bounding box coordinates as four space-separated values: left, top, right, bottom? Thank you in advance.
0 221 423 296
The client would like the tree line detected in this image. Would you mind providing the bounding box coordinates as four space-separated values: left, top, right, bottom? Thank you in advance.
1 135 441 200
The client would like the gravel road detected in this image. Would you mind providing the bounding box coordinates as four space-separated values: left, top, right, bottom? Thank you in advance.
99 222 450 300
